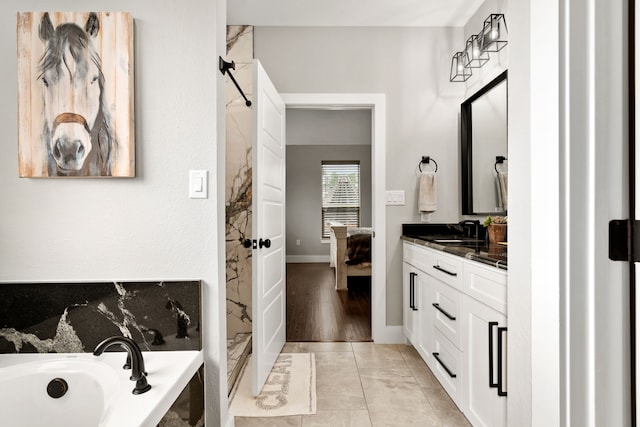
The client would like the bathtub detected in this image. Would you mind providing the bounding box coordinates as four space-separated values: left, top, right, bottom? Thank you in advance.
0 350 203 427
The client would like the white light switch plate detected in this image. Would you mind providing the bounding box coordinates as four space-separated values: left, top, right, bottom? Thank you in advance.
385 190 405 205
189 170 208 199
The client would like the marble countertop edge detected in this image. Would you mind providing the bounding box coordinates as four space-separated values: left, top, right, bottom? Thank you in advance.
400 235 508 271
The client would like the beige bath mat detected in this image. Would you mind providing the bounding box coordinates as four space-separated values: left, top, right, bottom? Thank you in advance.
229 353 316 417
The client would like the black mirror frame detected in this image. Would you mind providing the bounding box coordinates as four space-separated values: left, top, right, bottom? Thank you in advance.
461 70 508 215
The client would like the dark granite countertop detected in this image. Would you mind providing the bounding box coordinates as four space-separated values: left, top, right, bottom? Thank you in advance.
401 223 507 271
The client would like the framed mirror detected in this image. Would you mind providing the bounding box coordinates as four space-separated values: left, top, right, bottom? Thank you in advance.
461 70 508 215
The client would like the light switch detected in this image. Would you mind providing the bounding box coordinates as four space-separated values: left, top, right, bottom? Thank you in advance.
189 170 208 199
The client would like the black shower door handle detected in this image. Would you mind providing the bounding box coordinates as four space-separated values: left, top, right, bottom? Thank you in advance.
259 238 271 249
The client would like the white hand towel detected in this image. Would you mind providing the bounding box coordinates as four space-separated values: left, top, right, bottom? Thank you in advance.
497 171 508 210
419 171 437 213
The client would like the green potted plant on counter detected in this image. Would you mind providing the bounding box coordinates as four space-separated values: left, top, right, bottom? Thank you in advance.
484 215 507 244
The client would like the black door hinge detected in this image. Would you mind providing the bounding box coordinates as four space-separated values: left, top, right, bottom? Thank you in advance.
609 219 640 262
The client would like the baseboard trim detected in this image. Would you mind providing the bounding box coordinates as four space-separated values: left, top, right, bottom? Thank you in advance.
286 255 330 263
373 325 405 344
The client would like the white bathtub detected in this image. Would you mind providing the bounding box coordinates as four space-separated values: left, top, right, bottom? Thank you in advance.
0 350 203 427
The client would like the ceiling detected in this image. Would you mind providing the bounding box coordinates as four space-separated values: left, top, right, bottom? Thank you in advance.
227 0 486 27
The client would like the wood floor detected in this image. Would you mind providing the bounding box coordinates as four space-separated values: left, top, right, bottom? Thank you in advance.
286 263 371 342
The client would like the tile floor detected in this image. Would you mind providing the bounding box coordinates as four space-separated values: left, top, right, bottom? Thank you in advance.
234 342 471 427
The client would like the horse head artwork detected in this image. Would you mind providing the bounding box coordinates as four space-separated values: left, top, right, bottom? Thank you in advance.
37 12 117 176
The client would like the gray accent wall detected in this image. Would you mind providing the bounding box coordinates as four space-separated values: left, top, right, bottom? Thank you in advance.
286 144 372 258
255 26 463 325
287 109 372 146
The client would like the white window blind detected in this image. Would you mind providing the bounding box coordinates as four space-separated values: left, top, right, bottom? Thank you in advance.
321 161 360 238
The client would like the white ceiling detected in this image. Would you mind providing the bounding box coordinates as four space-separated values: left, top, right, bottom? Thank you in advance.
227 0 486 27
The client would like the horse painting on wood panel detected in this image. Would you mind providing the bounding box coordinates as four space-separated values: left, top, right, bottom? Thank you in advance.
17 12 134 177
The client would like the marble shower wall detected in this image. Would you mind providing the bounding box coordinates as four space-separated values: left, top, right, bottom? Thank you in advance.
0 281 201 354
226 25 254 339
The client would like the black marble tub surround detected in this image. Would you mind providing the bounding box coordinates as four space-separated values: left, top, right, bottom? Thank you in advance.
0 281 201 354
402 223 507 270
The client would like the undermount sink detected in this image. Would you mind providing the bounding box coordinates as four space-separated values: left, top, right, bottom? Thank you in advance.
427 237 485 244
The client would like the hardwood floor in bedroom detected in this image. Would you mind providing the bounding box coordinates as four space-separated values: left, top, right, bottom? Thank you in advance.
286 263 371 342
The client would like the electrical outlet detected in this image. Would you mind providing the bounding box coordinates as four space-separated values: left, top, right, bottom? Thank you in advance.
296 240 301 246
385 190 405 205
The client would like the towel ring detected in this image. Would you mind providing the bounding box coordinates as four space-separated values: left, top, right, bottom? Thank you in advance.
419 156 438 173
494 156 507 173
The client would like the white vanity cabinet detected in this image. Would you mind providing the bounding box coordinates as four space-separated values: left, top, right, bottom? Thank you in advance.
402 241 507 427
402 261 420 345
402 244 433 362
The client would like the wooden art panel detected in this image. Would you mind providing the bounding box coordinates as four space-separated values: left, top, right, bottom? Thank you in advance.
17 12 134 177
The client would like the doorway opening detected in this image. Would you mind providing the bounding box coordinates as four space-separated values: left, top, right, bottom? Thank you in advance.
285 108 373 342
282 93 388 345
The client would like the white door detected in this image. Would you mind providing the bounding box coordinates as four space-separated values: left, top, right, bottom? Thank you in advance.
252 59 286 396
463 295 507 427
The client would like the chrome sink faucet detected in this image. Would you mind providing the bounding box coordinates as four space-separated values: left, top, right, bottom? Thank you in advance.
93 336 151 394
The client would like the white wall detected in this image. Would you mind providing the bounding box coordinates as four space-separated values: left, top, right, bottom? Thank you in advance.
0 1 227 426
508 1 535 424
509 0 631 425
563 0 630 425
255 26 462 325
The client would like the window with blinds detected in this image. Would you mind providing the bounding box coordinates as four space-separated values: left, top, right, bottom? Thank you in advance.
321 161 360 238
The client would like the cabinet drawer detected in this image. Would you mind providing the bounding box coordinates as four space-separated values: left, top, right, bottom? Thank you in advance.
430 279 463 350
428 251 464 290
464 262 507 314
430 328 463 406
403 242 432 273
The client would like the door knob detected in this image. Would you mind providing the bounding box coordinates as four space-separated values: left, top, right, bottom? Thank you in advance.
259 238 271 249
241 239 253 249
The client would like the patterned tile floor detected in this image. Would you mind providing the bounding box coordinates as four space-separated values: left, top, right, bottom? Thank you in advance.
234 342 471 427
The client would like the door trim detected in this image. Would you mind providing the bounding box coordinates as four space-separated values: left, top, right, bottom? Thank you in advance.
281 93 402 343
631 0 637 423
